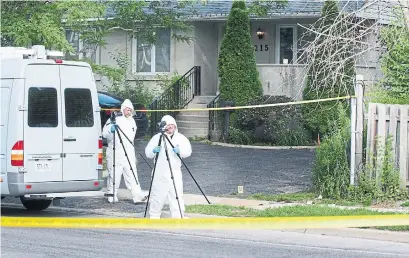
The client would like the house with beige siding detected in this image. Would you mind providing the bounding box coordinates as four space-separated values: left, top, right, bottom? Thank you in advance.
64 0 396 138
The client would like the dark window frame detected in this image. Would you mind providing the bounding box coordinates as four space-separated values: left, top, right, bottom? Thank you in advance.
27 87 59 128
64 88 94 128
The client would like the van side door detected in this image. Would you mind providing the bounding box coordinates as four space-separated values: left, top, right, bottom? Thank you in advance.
1 79 13 194
24 64 63 183
60 65 99 181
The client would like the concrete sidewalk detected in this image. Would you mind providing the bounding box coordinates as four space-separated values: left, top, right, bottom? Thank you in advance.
105 188 409 213
102 188 271 208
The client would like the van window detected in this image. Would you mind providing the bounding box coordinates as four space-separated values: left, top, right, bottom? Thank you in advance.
64 88 94 127
28 87 58 127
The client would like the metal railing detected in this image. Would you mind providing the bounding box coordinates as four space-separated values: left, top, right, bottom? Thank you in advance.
207 93 223 141
148 66 201 136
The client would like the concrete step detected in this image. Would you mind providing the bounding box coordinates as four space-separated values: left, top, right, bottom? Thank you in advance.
178 110 208 117
193 95 217 105
177 120 209 129
177 127 208 138
186 103 208 109
177 113 209 122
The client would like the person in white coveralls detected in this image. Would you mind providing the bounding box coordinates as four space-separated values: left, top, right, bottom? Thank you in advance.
145 115 192 219
102 99 147 204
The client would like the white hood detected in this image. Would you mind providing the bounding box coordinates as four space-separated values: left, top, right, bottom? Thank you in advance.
121 99 134 117
161 115 178 133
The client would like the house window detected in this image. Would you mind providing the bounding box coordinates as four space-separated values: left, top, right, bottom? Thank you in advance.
64 29 98 63
277 26 295 64
135 28 171 73
65 30 81 60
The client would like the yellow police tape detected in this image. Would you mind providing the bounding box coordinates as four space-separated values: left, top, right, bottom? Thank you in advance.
101 95 355 112
2 214 408 229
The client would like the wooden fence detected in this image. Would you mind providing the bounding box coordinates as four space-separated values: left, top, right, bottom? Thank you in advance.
350 75 409 187
365 103 409 187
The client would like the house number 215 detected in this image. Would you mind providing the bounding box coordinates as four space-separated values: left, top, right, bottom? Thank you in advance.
254 45 269 51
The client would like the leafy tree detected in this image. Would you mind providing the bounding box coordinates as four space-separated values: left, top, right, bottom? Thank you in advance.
217 0 263 106
301 0 355 138
377 6 409 101
1 1 106 53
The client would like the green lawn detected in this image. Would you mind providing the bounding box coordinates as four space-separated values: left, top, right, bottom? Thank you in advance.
185 204 395 217
185 204 409 231
246 192 409 208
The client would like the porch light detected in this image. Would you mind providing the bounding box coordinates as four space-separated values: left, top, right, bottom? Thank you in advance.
256 27 264 39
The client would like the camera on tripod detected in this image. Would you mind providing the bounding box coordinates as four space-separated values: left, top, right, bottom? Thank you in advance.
158 120 167 132
110 110 122 124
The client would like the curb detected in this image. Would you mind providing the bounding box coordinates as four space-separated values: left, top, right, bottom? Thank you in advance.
208 141 317 150
280 227 409 244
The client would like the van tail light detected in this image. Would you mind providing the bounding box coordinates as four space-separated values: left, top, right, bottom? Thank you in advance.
98 139 103 165
11 140 24 166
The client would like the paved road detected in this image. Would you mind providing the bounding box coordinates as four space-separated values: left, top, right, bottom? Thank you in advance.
114 141 315 196
2 226 409 258
2 203 409 257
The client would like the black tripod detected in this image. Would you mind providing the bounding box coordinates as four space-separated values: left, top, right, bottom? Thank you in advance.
104 112 141 204
143 121 211 219
115 125 152 171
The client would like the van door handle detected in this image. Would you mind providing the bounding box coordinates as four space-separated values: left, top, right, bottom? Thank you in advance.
64 137 76 142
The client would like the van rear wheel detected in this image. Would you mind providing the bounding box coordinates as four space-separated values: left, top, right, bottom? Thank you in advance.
20 197 52 211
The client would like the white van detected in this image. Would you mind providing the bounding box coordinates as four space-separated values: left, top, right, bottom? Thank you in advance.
0 45 104 211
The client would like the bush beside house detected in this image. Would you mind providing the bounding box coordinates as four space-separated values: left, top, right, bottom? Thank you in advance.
230 95 312 146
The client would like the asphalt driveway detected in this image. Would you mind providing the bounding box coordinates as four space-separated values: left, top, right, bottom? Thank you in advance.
2 141 315 213
112 141 316 197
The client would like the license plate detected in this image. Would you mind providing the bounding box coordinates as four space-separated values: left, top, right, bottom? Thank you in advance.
35 162 51 172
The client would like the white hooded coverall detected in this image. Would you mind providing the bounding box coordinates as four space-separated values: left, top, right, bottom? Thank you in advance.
145 115 192 219
102 99 145 203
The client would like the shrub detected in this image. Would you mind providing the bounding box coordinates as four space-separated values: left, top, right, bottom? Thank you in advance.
347 135 409 204
217 0 263 107
378 6 409 100
227 127 255 145
312 103 351 199
366 85 409 105
233 95 311 146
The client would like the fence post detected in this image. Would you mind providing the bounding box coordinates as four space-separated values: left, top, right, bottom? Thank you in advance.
355 75 364 174
350 92 357 185
351 74 364 185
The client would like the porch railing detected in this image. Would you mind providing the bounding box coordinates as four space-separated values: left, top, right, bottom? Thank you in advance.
207 93 223 140
148 66 201 136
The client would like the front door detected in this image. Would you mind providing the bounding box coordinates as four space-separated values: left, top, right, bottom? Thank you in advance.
24 64 63 183
60 65 98 181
